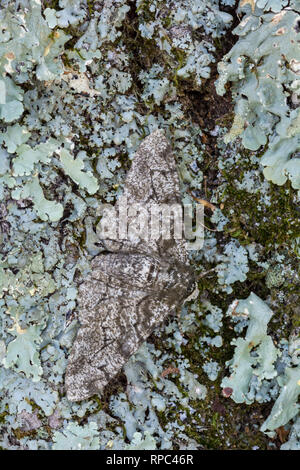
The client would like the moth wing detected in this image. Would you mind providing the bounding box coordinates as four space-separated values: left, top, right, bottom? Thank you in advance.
65 279 175 402
123 129 181 206
66 131 195 401
98 130 190 265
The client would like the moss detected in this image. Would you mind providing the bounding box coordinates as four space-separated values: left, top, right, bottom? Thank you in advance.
42 0 60 9
146 228 297 449
13 427 38 440
0 411 8 424
86 0 96 16
24 398 42 414
221 179 299 252
146 307 268 449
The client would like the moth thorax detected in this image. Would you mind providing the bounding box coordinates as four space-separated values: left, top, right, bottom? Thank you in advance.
99 253 161 289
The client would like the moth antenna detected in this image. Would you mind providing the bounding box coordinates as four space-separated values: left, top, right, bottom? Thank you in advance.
197 267 216 279
196 221 218 232
187 189 219 232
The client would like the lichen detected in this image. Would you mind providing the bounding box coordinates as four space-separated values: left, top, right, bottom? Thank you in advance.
216 2 300 193
0 0 298 451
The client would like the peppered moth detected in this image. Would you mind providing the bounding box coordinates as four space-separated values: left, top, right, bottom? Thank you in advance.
65 130 196 401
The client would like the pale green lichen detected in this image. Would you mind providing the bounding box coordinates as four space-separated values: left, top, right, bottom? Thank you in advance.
216 4 300 193
59 149 99 195
11 176 64 222
222 293 279 404
0 76 24 122
12 139 60 177
3 324 43 382
125 431 157 450
53 422 100 450
261 365 300 433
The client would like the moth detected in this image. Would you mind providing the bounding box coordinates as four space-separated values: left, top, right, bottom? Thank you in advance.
65 130 196 401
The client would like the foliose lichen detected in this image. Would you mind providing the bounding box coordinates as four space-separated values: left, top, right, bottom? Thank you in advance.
0 0 299 451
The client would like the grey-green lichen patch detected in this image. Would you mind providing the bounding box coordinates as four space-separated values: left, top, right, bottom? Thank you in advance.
3 324 43 382
221 293 279 404
0 0 299 451
216 2 300 193
59 149 99 195
0 77 24 122
11 176 64 222
281 417 300 450
52 422 100 450
260 365 300 434
0 0 70 82
265 264 285 289
125 431 157 450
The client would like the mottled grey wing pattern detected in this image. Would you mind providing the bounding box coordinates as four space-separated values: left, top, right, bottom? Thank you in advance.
65 130 195 402
100 129 190 265
65 255 191 401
